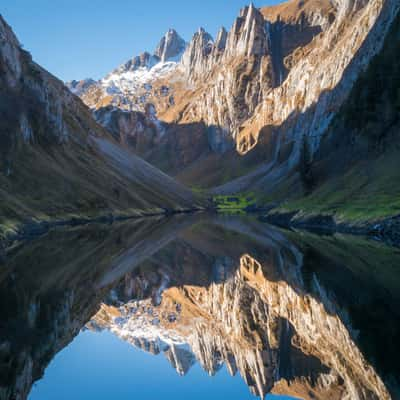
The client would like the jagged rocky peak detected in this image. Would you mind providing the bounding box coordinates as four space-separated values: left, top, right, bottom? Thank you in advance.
188 27 214 55
226 2 269 58
181 27 214 78
115 29 186 74
116 51 158 74
164 345 196 376
154 28 186 62
181 3 270 81
66 27 189 114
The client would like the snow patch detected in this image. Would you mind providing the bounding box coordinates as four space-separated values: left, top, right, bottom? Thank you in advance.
101 60 180 99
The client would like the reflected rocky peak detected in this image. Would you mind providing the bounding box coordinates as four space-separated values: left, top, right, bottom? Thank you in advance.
88 218 398 400
1 215 399 400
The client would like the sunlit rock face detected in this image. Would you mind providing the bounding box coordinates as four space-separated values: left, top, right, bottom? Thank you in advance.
69 0 399 188
178 0 399 158
67 29 187 116
90 224 393 400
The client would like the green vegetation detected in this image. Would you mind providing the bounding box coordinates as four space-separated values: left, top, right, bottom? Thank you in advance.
277 151 400 222
213 193 256 214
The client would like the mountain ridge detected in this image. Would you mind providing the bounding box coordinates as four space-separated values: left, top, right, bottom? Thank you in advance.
0 15 201 240
2 0 400 237
69 0 400 214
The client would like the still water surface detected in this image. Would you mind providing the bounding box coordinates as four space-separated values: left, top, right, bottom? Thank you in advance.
29 330 293 400
1 214 399 400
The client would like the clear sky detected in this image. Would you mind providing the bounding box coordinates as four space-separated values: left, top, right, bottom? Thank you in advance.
1 0 283 82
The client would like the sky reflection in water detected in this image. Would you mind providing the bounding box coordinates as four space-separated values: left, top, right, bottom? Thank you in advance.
29 330 295 400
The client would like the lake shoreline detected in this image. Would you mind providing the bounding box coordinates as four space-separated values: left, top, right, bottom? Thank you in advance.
260 211 400 248
0 207 204 258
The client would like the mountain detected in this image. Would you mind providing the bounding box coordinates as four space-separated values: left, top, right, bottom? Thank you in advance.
69 0 400 227
68 1 399 196
0 16 200 239
155 29 186 62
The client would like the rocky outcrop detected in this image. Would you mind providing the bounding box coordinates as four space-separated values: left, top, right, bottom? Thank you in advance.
177 5 277 152
226 4 270 58
181 28 214 82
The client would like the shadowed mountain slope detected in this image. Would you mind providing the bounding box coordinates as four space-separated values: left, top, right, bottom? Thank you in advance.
0 16 200 239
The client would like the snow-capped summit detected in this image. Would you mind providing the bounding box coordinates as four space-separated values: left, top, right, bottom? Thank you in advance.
67 29 187 113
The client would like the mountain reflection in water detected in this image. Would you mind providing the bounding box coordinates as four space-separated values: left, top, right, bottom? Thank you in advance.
0 215 399 400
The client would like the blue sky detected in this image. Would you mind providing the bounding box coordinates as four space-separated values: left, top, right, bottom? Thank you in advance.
1 0 283 82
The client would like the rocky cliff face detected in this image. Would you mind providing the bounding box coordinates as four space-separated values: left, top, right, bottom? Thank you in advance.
69 0 399 190
178 0 398 159
93 104 165 156
276 6 400 223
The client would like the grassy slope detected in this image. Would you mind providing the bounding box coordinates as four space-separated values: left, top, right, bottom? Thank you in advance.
0 116 199 238
276 150 400 222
